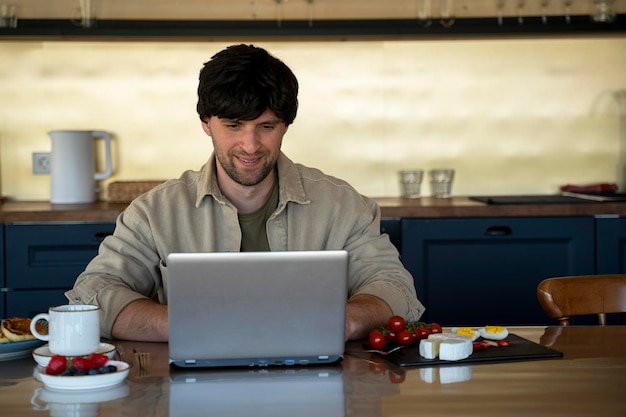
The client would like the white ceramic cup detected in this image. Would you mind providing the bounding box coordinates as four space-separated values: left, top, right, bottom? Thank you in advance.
30 305 101 356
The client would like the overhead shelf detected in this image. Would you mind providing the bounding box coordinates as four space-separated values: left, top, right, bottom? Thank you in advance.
2 15 625 39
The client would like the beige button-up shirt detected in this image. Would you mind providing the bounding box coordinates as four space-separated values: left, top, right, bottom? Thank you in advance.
66 152 425 338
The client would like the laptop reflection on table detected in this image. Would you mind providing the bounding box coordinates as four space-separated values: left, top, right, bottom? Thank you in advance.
169 366 345 417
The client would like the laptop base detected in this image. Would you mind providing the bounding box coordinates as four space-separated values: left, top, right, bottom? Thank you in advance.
170 355 343 368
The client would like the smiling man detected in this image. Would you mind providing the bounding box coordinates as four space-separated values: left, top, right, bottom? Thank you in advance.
66 44 425 342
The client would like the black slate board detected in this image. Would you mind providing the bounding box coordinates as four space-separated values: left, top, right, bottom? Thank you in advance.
469 195 594 205
381 334 563 368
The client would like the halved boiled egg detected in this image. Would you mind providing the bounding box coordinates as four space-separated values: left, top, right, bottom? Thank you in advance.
478 326 509 340
450 327 481 341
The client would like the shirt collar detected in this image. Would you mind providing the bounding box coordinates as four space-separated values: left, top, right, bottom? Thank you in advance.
196 151 310 208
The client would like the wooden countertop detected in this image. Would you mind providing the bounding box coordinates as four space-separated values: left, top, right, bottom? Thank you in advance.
0 201 128 223
0 197 625 222
375 196 626 218
1 326 625 417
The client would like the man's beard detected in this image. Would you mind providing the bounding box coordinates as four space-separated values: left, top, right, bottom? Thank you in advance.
216 151 275 187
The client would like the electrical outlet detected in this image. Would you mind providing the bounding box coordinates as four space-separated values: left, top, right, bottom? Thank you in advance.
32 152 51 174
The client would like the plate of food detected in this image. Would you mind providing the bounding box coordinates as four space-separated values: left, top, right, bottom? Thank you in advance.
0 317 45 361
36 359 130 391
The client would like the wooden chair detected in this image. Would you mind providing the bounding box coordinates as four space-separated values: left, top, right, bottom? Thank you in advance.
537 274 626 325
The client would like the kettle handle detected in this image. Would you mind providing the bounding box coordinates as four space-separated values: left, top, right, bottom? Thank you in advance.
92 130 113 181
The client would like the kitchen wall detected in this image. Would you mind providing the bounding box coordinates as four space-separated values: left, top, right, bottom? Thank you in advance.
0 37 625 201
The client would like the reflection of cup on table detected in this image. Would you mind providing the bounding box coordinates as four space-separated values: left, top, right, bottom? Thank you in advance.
398 170 424 198
429 169 455 198
31 383 129 417
30 305 101 356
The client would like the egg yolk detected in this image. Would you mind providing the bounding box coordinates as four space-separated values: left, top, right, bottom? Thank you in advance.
485 326 505 334
455 328 476 338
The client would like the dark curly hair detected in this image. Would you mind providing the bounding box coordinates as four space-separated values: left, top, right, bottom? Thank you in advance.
197 44 299 125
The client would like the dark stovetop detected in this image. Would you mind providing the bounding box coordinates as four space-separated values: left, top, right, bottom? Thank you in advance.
469 194 626 205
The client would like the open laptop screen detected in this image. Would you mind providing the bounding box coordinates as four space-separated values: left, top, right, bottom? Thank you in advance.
166 250 348 367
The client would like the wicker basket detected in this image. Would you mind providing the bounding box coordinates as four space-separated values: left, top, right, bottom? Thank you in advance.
107 181 165 203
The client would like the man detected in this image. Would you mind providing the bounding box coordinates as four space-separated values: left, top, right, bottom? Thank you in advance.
66 44 424 342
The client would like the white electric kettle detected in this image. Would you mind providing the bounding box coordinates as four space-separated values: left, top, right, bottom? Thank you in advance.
48 130 113 204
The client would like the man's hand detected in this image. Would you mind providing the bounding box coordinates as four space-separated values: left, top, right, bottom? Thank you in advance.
111 299 168 342
345 294 393 341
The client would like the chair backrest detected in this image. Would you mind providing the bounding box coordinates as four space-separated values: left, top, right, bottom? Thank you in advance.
537 274 626 325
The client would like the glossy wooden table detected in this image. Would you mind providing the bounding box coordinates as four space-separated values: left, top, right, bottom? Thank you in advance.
1 326 625 417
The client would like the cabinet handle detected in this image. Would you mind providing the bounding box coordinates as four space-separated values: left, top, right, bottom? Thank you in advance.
484 225 512 236
92 232 113 242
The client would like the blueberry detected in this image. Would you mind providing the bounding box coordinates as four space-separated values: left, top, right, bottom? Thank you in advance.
87 368 99 375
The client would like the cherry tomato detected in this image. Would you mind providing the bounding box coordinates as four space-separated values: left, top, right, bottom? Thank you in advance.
473 341 489 351
396 329 414 346
429 323 443 334
388 371 406 384
387 315 406 333
411 328 422 340
368 329 387 350
384 330 397 343
368 360 386 374
417 325 431 339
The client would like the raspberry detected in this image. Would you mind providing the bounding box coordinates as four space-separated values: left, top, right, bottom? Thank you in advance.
71 356 95 371
88 353 109 368
46 355 68 375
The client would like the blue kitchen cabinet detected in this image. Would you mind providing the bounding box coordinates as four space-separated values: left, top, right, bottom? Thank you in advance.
596 215 626 274
381 218 402 253
0 219 394 318
4 222 115 318
402 217 595 327
595 215 626 324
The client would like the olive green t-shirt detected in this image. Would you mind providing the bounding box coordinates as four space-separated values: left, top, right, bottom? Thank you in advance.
238 178 279 252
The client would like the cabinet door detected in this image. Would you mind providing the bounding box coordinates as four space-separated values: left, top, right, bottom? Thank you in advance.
4 223 114 318
5 223 115 290
5 290 70 319
596 216 626 274
402 217 595 326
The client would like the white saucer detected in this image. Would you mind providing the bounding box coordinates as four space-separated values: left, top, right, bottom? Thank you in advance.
35 360 130 391
32 343 116 367
32 381 130 404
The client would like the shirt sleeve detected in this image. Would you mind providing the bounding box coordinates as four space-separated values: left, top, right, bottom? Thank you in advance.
65 207 164 339
344 200 426 321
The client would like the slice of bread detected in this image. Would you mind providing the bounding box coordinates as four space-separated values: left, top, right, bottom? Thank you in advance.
1 317 45 342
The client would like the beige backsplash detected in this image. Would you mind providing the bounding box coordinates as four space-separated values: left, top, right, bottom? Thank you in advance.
0 37 624 201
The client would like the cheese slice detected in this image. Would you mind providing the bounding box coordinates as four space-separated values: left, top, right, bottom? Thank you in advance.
419 338 441 359
420 366 473 384
418 333 472 361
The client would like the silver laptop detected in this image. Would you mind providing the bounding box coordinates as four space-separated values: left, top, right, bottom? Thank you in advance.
169 367 345 417
166 250 348 367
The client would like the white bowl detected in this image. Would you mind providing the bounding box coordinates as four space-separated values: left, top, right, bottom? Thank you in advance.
33 342 116 367
36 360 130 391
